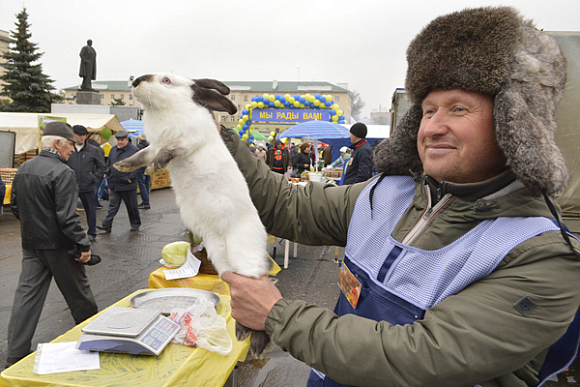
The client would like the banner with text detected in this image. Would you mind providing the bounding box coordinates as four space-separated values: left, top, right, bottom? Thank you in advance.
252 109 330 123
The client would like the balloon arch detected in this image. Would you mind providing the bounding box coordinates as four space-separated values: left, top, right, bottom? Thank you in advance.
235 93 347 142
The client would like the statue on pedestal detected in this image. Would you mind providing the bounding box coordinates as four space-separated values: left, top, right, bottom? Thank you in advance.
79 39 97 91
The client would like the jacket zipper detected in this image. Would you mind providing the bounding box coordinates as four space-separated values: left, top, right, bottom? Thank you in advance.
401 184 452 246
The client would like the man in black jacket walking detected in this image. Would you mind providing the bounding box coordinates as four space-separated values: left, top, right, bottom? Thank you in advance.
66 125 105 241
97 130 141 232
7 122 98 368
342 123 374 185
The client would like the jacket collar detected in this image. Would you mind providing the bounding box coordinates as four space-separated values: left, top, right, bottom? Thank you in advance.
41 147 63 162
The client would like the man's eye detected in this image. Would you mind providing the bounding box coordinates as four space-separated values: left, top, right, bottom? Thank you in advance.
423 109 435 117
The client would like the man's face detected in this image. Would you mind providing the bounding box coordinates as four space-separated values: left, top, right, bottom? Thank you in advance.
117 137 129 149
74 133 86 145
276 143 282 149
55 140 75 162
417 89 506 184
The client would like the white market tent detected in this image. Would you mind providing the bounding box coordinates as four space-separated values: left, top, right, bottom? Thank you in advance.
0 112 124 154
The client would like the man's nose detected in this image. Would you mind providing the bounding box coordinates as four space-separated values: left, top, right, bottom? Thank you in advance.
422 110 449 136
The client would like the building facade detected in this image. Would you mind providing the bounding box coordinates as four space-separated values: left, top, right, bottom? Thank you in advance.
64 79 352 138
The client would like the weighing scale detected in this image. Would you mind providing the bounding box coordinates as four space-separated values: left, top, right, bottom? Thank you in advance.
76 307 180 356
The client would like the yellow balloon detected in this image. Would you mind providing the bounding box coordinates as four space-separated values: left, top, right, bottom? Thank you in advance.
300 103 305 108
294 101 300 108
304 94 311 99
249 129 253 134
309 95 316 103
250 125 254 130
274 100 281 107
332 104 339 110
270 131 275 137
245 104 251 110
263 94 269 100
284 94 291 101
251 102 258 108
236 124 242 130
268 96 275 102
332 115 339 122
239 119 244 124
243 114 249 121
289 97 295 104
258 102 265 108
313 100 320 106
337 110 344 117
242 134 249 141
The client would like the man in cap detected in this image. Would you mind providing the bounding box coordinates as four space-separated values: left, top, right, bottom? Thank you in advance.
330 146 351 169
342 122 373 185
66 125 105 241
219 7 580 386
97 130 141 232
7 122 98 368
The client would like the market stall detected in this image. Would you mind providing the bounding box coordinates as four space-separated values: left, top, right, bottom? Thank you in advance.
0 289 249 387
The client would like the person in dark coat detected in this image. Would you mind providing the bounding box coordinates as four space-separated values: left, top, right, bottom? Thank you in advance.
87 135 106 209
97 130 141 232
322 145 332 166
292 142 312 177
267 140 289 174
7 122 98 368
342 123 374 185
136 133 151 209
66 125 106 241
0 174 5 204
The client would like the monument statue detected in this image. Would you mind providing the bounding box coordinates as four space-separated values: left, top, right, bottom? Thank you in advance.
79 39 97 91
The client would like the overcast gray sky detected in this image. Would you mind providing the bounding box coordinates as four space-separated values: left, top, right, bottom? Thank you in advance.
1 0 579 117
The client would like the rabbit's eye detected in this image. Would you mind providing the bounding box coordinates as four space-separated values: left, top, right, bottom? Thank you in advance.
162 77 171 85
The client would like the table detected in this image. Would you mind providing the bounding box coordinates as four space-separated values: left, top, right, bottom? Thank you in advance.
0 289 249 387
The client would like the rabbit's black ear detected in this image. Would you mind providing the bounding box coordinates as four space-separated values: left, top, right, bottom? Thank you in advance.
192 79 230 95
192 85 237 115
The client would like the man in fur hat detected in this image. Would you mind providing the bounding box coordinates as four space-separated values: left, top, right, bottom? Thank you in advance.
220 7 580 386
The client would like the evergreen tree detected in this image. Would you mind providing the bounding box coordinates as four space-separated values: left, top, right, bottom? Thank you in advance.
0 7 61 112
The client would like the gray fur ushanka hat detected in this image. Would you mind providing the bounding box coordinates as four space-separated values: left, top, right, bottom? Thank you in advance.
373 6 568 195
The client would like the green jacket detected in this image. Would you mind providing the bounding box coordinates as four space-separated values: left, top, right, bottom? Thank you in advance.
221 128 580 387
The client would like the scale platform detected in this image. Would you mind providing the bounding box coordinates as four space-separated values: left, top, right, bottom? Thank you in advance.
76 307 180 356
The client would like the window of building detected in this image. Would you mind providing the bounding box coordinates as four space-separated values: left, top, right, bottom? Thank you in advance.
230 116 236 122
120 94 124 99
244 95 248 102
129 94 133 100
111 94 115 99
231 95 236 101
100 94 104 100
335 96 340 102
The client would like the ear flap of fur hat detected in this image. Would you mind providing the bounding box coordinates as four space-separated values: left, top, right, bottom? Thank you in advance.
373 6 568 195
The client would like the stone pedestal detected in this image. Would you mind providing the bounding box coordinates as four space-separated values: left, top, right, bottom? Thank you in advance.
76 90 101 105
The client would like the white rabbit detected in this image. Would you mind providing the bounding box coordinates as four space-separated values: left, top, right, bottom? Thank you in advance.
114 73 271 356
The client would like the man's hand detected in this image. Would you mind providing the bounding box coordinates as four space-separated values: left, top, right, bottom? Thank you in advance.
221 272 282 331
77 250 91 264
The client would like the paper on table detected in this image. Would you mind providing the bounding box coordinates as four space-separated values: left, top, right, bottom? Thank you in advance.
33 342 100 375
163 248 202 280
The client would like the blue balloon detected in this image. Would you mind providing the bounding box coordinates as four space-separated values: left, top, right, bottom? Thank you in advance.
257 96 264 102
325 101 332 107
251 97 257 102
242 124 249 130
299 97 306 103
242 109 249 115
249 135 254 140
247 120 252 125
320 96 326 103
315 94 322 99
330 109 336 115
305 101 311 107
275 94 281 101
284 101 290 107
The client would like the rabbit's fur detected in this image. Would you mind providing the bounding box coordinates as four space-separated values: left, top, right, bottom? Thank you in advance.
115 73 271 356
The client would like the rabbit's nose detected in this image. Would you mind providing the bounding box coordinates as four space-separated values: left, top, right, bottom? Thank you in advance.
132 75 151 87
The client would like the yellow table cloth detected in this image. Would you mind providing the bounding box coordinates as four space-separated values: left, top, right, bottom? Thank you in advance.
1 289 249 387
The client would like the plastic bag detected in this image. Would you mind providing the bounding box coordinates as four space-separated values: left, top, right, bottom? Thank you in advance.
168 297 232 356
